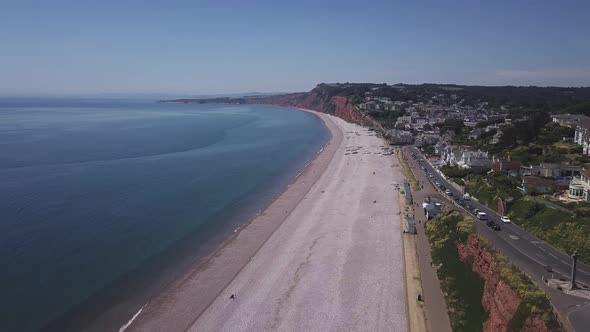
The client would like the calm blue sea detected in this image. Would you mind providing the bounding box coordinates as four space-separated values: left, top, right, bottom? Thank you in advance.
0 98 329 331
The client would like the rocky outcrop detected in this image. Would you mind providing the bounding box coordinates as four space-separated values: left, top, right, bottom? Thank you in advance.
456 237 550 332
330 95 363 124
457 238 520 331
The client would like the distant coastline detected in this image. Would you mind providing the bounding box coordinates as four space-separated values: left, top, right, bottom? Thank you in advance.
158 84 366 125
158 97 251 104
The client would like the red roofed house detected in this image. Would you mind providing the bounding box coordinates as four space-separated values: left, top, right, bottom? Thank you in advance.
519 176 556 194
492 157 522 177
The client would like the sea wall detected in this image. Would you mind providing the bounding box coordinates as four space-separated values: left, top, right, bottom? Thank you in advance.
456 237 550 332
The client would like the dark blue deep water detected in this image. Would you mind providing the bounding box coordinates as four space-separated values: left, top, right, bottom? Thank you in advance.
0 98 329 331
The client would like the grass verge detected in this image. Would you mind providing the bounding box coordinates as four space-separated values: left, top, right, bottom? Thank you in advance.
397 148 419 191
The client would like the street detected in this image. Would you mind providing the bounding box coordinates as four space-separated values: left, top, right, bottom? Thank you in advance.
403 146 590 331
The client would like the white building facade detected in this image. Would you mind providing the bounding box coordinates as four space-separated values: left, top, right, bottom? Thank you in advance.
568 170 590 202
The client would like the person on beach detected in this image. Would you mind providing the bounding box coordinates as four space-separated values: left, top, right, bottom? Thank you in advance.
230 294 236 300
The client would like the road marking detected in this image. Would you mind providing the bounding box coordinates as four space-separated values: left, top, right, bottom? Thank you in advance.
412 148 590 282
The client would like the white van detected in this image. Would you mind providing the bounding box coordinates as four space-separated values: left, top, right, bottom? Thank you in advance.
476 212 487 220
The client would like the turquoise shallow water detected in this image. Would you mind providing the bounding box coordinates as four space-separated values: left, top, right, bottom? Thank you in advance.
0 98 329 331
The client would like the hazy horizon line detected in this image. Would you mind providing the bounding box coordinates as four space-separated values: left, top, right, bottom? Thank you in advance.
2 81 590 98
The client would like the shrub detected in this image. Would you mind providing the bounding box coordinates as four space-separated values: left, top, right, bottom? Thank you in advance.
509 199 590 263
426 210 486 332
496 254 563 331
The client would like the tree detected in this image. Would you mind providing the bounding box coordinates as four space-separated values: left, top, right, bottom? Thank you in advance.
439 118 465 135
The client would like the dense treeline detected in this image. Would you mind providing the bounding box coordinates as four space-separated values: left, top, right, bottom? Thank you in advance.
497 111 552 148
453 85 590 110
162 83 590 116
311 83 590 114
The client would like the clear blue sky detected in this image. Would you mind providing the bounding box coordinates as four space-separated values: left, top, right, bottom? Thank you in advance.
1 0 590 95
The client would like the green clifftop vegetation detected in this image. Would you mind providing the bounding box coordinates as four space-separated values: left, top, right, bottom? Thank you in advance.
426 209 562 331
508 198 590 263
425 210 486 331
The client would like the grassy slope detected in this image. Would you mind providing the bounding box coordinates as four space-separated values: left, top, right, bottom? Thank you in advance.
426 210 486 331
427 209 563 331
464 174 523 210
508 198 590 263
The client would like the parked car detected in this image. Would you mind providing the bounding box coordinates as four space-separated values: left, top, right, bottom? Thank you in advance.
500 216 511 223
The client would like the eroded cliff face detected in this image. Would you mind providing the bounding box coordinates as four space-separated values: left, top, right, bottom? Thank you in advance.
456 238 549 332
246 91 364 124
329 95 364 124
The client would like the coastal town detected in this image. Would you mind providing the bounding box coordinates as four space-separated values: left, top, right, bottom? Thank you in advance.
159 82 590 331
356 85 590 207
353 83 590 331
5 2 590 332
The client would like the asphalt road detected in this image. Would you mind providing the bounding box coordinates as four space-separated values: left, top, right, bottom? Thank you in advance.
408 146 590 286
404 146 590 331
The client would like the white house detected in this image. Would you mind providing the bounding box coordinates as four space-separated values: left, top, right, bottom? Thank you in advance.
574 120 590 156
440 146 466 166
553 114 590 128
568 169 590 202
456 150 493 170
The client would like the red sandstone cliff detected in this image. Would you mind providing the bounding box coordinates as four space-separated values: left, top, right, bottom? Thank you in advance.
457 237 550 332
160 84 365 125
245 90 364 124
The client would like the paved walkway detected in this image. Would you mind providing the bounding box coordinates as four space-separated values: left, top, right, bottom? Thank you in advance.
399 191 427 332
400 148 452 332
